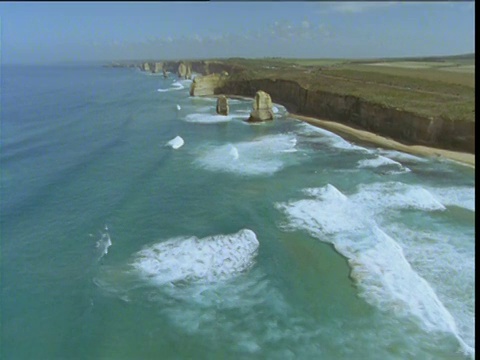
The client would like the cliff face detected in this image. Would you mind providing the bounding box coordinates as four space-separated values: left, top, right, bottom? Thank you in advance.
190 74 229 96
130 59 474 153
216 79 475 153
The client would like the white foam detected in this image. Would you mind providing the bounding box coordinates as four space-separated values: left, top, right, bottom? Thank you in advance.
171 81 185 89
166 136 184 149
377 149 428 163
195 134 298 176
272 106 279 114
295 122 372 153
157 81 185 93
354 182 446 212
131 229 259 285
184 113 238 124
276 183 470 353
96 230 112 259
427 186 475 212
357 155 403 168
385 223 475 354
229 144 239 160
176 104 181 111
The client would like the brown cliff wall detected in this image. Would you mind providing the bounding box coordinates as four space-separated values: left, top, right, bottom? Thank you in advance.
216 79 475 153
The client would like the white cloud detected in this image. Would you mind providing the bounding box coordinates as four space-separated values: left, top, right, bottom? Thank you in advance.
319 2 397 14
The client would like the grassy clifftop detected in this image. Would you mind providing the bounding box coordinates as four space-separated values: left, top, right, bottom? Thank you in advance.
223 56 474 123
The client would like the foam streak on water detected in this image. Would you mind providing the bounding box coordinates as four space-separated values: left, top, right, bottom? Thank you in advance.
131 229 259 285
276 183 474 356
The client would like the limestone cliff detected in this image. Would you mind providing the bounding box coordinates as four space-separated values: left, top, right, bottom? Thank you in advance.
189 74 229 97
215 79 475 153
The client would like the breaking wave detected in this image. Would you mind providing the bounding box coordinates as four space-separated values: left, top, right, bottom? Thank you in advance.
132 229 259 285
276 183 474 356
195 134 298 176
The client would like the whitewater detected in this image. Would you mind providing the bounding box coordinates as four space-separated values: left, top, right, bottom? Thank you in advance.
1 65 474 359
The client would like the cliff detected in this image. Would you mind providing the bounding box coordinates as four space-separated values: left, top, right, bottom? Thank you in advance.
190 74 229 96
190 76 474 153
112 58 474 153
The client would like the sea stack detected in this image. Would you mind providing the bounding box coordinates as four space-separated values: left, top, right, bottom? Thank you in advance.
186 65 192 80
178 63 187 79
216 96 229 115
152 62 163 74
162 68 168 79
141 62 151 72
247 91 274 122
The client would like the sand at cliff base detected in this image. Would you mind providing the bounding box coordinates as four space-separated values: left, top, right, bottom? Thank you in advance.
292 114 475 168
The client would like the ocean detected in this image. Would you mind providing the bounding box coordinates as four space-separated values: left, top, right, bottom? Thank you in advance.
1 64 475 359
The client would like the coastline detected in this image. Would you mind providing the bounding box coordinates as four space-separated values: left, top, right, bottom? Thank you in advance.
292 114 475 168
206 95 475 168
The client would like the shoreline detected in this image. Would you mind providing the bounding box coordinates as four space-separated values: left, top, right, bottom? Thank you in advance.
206 94 475 168
292 114 475 168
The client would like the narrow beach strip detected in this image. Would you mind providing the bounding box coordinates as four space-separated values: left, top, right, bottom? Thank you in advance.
292 114 475 168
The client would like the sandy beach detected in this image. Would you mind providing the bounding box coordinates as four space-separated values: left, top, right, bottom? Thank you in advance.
207 95 475 168
291 114 475 168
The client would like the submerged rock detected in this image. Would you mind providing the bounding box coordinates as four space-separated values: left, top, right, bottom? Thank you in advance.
216 96 229 116
247 90 274 122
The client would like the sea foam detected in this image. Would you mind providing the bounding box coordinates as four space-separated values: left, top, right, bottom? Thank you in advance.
132 229 259 285
195 134 298 176
276 183 472 355
184 113 238 124
166 136 184 149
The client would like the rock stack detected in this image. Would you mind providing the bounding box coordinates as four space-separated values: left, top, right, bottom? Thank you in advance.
186 65 192 80
178 63 187 79
152 62 163 73
216 96 229 115
247 91 274 122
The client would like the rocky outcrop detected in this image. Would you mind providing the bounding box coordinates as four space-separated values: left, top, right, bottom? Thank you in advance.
141 62 151 72
215 79 475 153
152 62 163 73
162 68 168 78
186 65 192 80
216 96 229 115
189 74 229 96
178 63 187 78
247 91 274 122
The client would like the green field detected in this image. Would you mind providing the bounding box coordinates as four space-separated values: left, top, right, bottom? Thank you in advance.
221 54 475 122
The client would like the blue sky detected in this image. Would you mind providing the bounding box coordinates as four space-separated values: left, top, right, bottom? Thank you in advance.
0 1 475 64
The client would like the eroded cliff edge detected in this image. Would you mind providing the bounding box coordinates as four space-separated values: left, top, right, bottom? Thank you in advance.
191 75 474 154
124 59 474 154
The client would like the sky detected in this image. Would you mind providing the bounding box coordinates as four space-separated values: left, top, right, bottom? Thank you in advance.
0 1 475 64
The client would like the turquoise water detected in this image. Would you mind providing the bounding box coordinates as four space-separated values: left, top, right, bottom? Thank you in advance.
1 65 475 359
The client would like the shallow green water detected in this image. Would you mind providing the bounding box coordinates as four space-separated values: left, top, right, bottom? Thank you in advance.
1 65 475 359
